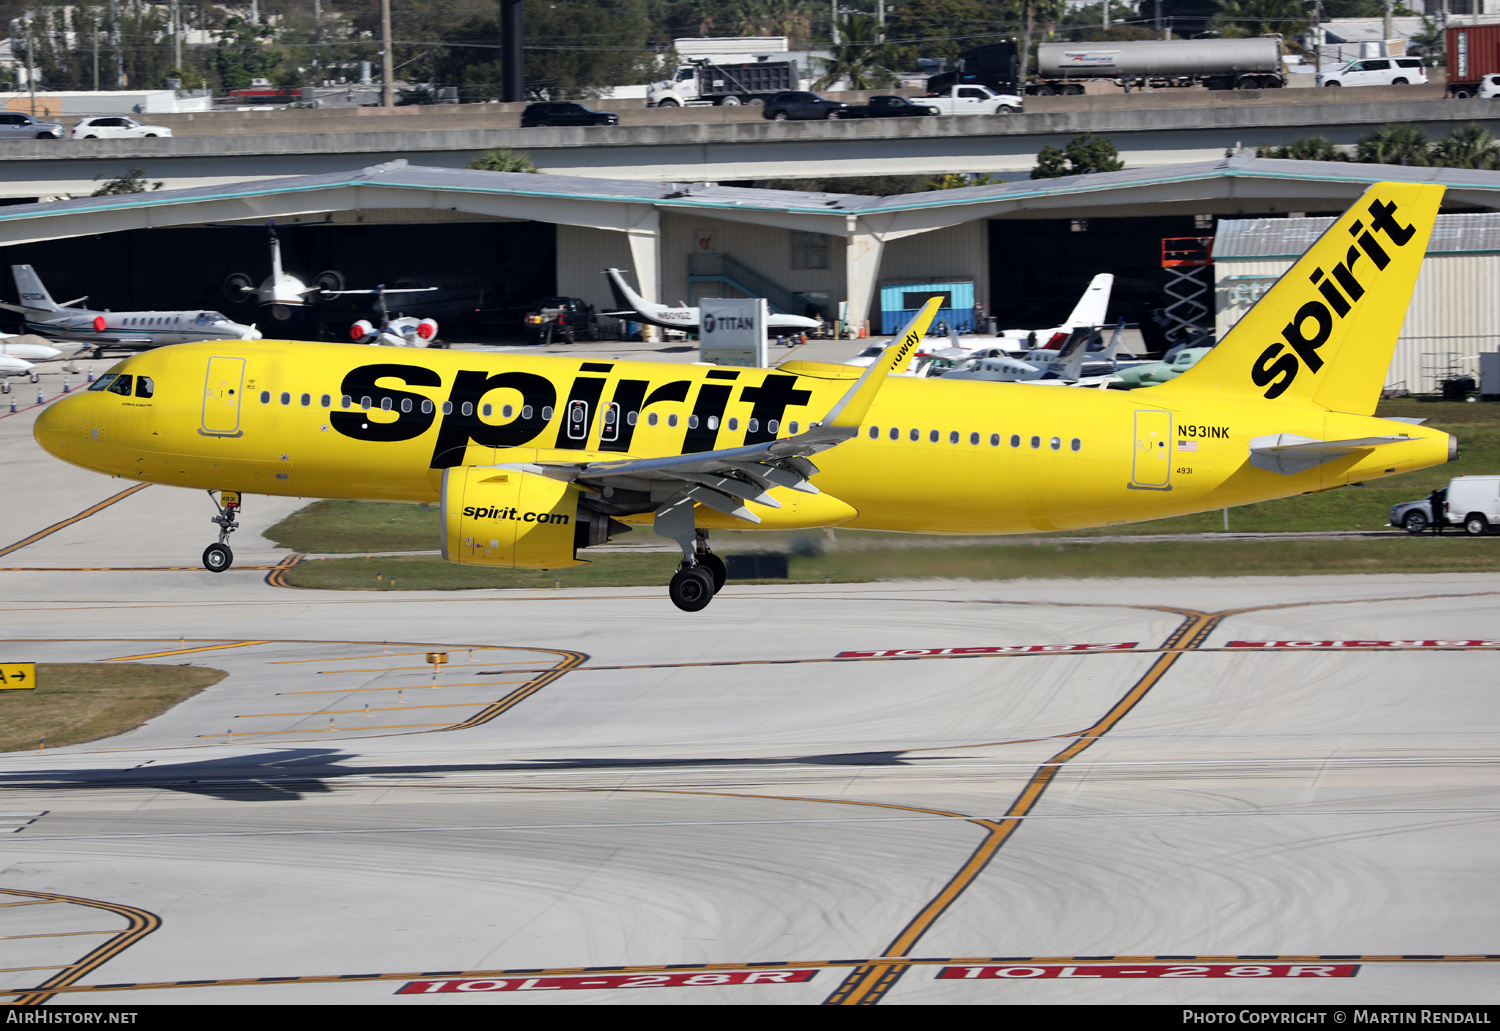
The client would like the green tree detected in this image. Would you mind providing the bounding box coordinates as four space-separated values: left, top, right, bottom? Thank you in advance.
213 18 280 91
1431 124 1500 170
812 13 899 90
1030 133 1124 179
1356 124 1431 166
886 0 1007 68
467 149 540 173
1210 0 1310 46
91 168 163 196
927 172 995 189
1256 136 1348 160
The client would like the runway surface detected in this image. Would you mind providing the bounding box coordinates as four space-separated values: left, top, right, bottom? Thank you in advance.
2 373 1498 1006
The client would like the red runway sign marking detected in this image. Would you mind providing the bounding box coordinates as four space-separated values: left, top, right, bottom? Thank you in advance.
1227 640 1500 649
937 964 1359 980
838 643 1138 658
397 969 818 993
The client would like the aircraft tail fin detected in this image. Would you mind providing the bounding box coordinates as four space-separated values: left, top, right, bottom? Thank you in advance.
605 267 652 315
1160 181 1444 415
1062 273 1113 332
11 265 59 311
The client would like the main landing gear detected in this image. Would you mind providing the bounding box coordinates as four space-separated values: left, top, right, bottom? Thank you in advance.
667 532 727 612
203 490 241 572
656 497 727 611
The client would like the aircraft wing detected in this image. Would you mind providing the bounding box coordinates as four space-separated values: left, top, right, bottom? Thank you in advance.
1248 434 1412 476
525 297 944 522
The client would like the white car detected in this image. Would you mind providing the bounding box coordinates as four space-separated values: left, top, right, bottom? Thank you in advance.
1478 74 1500 99
70 116 173 139
1317 57 1428 88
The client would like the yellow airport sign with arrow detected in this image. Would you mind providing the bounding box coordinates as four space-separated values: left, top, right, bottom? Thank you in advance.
0 663 37 690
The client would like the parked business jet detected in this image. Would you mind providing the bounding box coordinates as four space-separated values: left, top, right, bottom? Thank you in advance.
994 272 1114 353
1 266 260 357
34 184 1455 612
604 267 820 333
223 222 345 327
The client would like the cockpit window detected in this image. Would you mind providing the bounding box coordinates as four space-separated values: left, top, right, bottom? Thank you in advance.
194 312 229 326
135 376 154 398
88 373 118 392
106 374 133 396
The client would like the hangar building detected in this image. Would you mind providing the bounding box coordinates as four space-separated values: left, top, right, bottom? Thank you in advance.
0 155 1495 373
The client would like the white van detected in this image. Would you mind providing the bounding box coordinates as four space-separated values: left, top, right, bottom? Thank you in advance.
1317 57 1428 88
1389 475 1500 534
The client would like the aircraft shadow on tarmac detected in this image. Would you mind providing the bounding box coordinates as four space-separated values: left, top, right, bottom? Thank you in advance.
0 747 955 800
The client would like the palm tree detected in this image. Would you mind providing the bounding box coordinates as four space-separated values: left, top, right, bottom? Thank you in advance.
812 13 899 91
1431 124 1500 170
467 149 538 173
1256 136 1347 161
1355 124 1431 166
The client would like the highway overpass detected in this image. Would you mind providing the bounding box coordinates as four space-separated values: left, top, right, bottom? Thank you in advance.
1 96 1497 200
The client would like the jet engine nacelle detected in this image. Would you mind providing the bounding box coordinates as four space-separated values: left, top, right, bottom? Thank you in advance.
440 466 587 570
416 318 438 341
350 320 376 342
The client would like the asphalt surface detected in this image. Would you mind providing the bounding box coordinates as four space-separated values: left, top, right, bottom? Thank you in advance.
1 346 1497 1006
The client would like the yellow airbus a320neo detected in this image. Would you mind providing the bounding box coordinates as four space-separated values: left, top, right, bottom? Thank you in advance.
34 182 1457 610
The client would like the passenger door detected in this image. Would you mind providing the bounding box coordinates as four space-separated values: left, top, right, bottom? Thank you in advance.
1130 409 1173 490
201 356 245 437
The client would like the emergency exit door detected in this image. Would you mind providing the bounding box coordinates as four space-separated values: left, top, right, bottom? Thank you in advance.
201 356 245 437
1130 410 1172 490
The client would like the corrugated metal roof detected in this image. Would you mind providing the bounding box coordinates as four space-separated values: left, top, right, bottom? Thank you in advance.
1216 212 1500 257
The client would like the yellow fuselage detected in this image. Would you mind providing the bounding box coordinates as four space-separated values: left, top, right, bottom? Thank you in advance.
33 340 1451 535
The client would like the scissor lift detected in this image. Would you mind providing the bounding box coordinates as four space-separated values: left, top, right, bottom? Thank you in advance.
1160 236 1215 343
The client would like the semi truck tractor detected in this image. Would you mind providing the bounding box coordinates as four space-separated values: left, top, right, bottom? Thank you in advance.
1446 23 1500 98
928 38 1285 96
647 59 798 107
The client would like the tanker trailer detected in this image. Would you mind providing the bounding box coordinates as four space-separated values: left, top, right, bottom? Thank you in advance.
1031 37 1285 94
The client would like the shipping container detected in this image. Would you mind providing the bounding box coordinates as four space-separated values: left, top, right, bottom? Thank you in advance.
1445 23 1500 96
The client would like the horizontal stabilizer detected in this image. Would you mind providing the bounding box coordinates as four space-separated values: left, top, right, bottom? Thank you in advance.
1249 433 1411 476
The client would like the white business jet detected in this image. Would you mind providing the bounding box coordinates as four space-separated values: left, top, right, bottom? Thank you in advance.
603 267 820 333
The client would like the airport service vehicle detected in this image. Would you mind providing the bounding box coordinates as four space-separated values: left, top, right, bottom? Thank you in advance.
520 103 618 127
648 59 797 107
1316 57 1427 88
0 112 64 139
852 95 939 118
1390 475 1500 535
1447 23 1500 98
921 85 1022 115
0 265 259 358
33 182 1457 611
604 268 818 333
762 92 853 120
70 116 173 139
929 38 1285 96
524 297 598 345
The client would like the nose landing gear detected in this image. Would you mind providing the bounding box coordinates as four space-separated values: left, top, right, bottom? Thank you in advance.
203 490 241 572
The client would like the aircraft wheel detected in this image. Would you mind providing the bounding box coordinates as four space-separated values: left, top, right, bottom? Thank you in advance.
1 380 9 394
1465 514 1489 536
203 543 234 572
1403 510 1429 535
669 566 715 612
29 372 38 383
698 553 727 592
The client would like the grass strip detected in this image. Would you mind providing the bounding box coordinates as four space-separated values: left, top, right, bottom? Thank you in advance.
0 664 227 753
282 537 1500 592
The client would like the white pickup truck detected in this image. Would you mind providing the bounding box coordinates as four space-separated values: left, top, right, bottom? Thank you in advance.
922 84 1024 115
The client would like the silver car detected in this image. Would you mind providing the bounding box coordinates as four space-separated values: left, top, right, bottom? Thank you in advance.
0 112 63 139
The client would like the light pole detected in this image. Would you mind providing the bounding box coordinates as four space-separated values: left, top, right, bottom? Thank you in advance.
380 0 393 107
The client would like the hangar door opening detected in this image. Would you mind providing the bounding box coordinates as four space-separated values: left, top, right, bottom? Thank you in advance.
988 214 1210 354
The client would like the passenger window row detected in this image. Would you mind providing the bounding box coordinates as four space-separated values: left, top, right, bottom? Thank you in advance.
867 425 1081 452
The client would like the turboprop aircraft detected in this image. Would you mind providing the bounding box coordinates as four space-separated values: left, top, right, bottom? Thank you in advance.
1 265 261 357
604 267 820 333
33 183 1456 611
